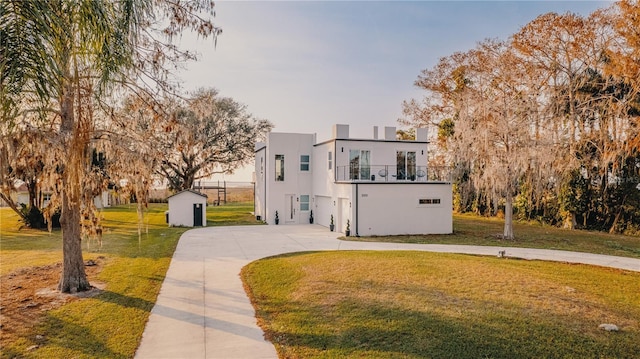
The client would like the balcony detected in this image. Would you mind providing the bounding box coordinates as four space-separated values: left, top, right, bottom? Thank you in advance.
336 165 451 183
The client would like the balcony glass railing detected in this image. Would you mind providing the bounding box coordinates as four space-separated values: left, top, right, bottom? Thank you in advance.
335 165 451 182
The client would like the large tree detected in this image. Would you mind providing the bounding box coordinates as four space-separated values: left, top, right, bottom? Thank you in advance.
512 12 603 229
410 40 541 239
404 5 640 235
0 0 220 292
156 89 272 191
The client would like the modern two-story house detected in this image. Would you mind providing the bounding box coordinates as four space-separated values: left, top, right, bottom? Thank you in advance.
254 124 452 236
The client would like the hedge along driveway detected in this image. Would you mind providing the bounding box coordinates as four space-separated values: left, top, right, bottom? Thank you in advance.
135 224 640 359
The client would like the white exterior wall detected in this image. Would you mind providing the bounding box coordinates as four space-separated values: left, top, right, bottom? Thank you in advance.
311 141 353 231
254 146 267 221
311 141 335 196
255 125 452 235
311 185 352 231
310 137 439 234
167 191 207 227
264 132 314 225
310 177 452 235
354 183 452 236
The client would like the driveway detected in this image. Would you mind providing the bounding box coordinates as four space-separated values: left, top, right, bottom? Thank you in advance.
135 224 640 359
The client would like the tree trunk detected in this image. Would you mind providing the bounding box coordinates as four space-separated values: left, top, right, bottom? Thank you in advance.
57 86 90 293
28 178 38 208
609 195 627 234
181 173 195 191
58 187 90 293
503 193 514 240
609 209 623 234
563 212 577 230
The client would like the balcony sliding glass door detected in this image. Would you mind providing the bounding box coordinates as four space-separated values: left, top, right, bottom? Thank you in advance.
396 151 416 180
349 149 370 180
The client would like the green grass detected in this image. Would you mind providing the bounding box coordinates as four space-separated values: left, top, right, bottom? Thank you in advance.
206 201 263 226
0 202 257 358
1 204 187 358
347 213 640 259
242 251 640 359
3 205 638 358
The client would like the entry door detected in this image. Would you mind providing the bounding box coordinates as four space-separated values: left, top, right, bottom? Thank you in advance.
193 203 203 226
285 194 296 223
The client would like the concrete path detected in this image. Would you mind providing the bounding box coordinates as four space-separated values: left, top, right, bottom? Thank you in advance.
135 224 640 359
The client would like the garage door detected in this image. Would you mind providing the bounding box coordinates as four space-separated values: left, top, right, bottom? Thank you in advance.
314 195 331 228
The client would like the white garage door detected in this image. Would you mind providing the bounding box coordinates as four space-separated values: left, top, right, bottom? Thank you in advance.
314 195 331 228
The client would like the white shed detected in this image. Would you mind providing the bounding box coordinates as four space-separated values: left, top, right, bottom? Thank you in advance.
167 190 208 227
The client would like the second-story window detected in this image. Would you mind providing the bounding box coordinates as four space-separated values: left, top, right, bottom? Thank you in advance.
328 151 333 170
275 155 284 181
300 155 310 171
397 151 416 180
349 150 370 180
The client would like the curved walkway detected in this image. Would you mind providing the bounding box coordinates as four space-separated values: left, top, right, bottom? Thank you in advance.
135 224 640 359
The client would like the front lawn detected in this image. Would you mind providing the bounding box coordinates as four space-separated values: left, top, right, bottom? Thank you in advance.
206 201 264 226
347 213 640 259
1 204 188 358
242 251 640 359
0 202 258 358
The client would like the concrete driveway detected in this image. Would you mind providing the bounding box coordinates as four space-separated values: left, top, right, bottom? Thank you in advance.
135 224 640 359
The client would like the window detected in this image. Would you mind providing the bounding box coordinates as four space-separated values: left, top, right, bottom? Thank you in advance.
349 149 371 180
328 151 333 170
300 195 310 211
419 198 441 205
397 151 417 180
300 155 310 171
275 155 284 181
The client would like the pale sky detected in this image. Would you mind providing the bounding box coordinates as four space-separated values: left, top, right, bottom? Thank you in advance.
176 0 610 181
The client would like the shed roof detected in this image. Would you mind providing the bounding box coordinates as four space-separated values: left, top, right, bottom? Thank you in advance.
167 189 208 200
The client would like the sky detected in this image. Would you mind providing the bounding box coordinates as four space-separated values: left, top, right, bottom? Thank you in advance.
176 0 611 181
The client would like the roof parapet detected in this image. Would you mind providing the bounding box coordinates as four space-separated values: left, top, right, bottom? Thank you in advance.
384 126 396 140
333 124 349 139
416 128 428 142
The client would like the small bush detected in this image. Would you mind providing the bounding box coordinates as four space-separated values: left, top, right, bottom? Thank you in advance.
20 205 61 229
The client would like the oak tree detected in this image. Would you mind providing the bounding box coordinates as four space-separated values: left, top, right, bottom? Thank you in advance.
156 89 272 191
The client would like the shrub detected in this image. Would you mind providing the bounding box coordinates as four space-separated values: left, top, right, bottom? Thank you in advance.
19 205 61 229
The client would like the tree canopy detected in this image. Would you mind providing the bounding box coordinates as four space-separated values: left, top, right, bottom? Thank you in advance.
151 89 272 191
403 2 640 238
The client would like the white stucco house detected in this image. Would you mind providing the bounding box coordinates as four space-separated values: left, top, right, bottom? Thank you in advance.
167 190 207 227
254 124 453 236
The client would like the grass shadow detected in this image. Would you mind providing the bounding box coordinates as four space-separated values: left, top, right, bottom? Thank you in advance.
26 315 129 359
95 290 155 312
266 296 638 358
